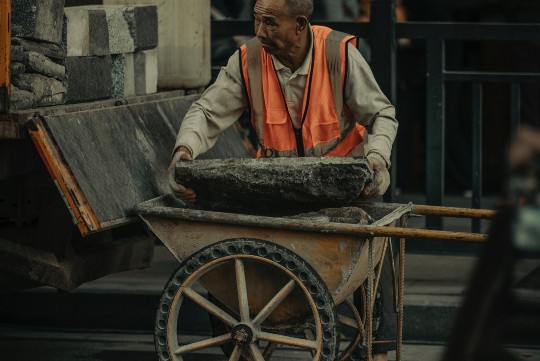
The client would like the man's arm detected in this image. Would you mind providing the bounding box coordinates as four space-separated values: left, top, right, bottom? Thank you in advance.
174 49 249 159
344 42 398 168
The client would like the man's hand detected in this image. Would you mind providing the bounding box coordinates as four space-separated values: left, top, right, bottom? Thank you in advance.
361 153 390 198
168 147 196 203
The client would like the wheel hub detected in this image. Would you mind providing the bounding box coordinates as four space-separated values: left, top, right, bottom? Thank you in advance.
231 324 254 346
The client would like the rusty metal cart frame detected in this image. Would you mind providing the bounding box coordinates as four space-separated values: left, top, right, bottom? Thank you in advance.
134 195 493 361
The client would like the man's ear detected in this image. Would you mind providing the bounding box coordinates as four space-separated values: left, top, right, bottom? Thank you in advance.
296 16 308 33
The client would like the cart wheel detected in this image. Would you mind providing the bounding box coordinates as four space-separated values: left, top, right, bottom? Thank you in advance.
337 298 365 361
155 238 339 361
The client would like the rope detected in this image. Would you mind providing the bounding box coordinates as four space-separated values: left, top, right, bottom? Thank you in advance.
367 238 374 361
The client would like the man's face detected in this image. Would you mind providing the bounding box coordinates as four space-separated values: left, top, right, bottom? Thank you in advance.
253 0 299 57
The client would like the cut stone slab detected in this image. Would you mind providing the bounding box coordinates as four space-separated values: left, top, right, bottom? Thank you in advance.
11 0 65 44
134 49 157 95
111 53 135 98
22 52 66 80
65 56 113 103
12 37 66 60
175 157 374 211
10 62 26 75
64 7 110 57
126 5 158 51
10 45 24 62
78 5 135 54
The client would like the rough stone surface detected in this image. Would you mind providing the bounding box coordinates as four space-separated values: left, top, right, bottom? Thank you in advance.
9 85 36 111
287 207 374 225
12 37 66 60
12 73 66 100
176 157 374 211
11 0 65 44
111 53 135 98
134 49 157 95
65 56 113 103
126 5 158 51
23 52 66 80
64 7 110 56
10 62 26 75
10 45 24 62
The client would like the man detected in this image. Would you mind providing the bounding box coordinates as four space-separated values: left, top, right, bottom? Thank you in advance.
169 0 398 359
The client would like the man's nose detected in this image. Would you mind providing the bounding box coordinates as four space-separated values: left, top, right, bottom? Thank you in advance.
255 22 267 39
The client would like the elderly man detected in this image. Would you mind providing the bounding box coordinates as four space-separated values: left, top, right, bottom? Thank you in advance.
169 0 398 359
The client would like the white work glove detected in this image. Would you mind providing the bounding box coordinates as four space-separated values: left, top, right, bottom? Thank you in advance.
361 152 390 198
168 147 196 203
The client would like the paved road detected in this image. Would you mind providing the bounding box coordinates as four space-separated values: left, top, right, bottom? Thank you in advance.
1 327 539 361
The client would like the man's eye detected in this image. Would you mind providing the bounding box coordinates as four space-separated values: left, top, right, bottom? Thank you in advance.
265 19 275 26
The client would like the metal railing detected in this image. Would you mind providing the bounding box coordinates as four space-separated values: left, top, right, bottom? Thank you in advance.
211 0 540 232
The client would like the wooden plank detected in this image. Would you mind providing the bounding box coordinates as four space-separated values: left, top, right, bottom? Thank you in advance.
0 0 11 113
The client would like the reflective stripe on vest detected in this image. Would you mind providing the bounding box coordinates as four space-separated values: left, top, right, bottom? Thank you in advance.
240 25 365 158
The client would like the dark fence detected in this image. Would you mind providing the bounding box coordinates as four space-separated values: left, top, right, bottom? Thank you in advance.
211 0 540 233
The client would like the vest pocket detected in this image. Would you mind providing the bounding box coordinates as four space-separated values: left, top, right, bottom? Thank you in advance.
310 120 340 146
265 110 295 151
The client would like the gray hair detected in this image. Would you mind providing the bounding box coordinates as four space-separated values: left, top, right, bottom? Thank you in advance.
284 0 313 18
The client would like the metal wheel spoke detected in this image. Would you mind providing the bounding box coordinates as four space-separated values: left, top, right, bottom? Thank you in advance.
229 345 243 361
339 315 360 330
258 330 318 350
235 259 250 322
183 287 237 327
252 279 296 326
262 341 279 359
174 333 231 355
249 343 266 361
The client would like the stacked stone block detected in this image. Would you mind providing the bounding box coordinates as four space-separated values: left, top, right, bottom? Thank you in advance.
9 1 66 111
8 2 158 110
63 5 158 103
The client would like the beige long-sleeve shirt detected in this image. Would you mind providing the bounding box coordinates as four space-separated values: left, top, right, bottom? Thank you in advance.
176 27 398 167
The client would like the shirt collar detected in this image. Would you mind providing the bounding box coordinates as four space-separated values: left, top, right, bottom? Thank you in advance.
271 25 313 75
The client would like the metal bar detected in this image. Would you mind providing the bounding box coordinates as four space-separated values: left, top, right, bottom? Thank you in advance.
411 204 495 219
212 20 540 42
0 0 11 113
174 333 231 355
396 238 405 361
140 206 487 244
396 22 540 41
235 259 250 322
511 83 521 138
183 288 237 327
445 71 540 83
211 19 371 38
426 38 445 230
472 83 483 233
252 279 296 326
370 0 397 203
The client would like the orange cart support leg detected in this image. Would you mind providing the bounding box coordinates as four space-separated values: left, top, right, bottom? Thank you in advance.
0 0 10 113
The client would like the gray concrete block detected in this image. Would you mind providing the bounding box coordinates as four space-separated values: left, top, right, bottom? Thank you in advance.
175 157 374 211
64 7 110 56
134 49 157 95
65 56 113 103
111 53 135 98
12 73 66 100
11 0 65 44
23 52 66 80
126 5 158 51
12 37 66 60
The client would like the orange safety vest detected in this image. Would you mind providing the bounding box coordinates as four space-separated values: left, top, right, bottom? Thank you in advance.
240 25 366 158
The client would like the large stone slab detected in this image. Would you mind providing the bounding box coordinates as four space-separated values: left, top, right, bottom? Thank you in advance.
64 7 110 56
65 56 113 103
11 0 65 44
12 73 66 100
125 5 158 51
175 157 374 211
